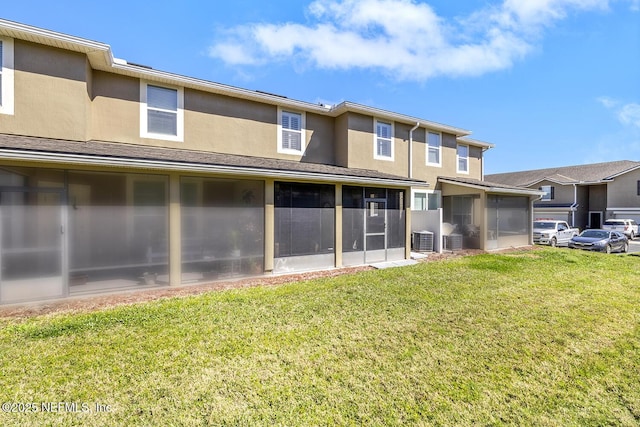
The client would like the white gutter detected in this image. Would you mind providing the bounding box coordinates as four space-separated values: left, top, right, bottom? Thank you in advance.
0 19 475 136
408 122 420 179
0 149 423 187
329 102 470 136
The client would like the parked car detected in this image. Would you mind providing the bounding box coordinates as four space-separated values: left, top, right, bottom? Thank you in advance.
533 220 580 247
602 219 638 240
568 229 629 253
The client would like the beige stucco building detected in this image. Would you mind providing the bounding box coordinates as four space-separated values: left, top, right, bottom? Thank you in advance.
0 19 540 304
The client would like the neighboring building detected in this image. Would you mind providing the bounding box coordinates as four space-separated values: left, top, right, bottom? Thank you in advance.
0 19 539 304
486 160 640 230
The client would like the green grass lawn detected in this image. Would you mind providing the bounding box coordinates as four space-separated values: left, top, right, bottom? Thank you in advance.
1 248 639 426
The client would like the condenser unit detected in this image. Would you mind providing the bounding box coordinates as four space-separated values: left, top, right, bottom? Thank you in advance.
413 231 434 252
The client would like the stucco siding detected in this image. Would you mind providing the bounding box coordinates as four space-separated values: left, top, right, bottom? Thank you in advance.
589 184 607 212
303 113 335 165
334 113 349 167
184 89 278 157
90 70 139 143
345 113 408 177
0 41 90 141
89 73 339 163
529 180 575 205
607 169 640 208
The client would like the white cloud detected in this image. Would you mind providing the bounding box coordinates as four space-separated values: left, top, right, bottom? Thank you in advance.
599 97 640 129
597 96 618 109
208 0 630 81
618 103 640 128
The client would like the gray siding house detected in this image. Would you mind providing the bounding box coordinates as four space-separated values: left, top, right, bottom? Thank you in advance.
486 160 640 230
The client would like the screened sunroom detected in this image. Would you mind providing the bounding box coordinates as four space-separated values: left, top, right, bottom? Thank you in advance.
0 135 418 304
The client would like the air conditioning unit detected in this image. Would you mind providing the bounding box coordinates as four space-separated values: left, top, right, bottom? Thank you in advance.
413 231 434 252
443 234 463 251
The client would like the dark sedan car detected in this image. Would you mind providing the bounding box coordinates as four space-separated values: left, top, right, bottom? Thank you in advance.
568 229 629 253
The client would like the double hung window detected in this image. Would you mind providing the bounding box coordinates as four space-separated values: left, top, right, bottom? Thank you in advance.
457 144 469 174
140 82 183 141
427 132 441 166
374 120 393 160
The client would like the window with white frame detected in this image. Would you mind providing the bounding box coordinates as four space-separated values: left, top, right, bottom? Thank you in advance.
413 192 427 211
374 120 393 160
140 82 184 141
427 131 441 166
540 185 554 201
0 37 15 116
457 144 469 174
412 190 440 211
278 109 305 154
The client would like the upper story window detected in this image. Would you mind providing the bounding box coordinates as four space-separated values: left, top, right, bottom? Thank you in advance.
457 144 469 174
427 131 441 166
140 82 184 142
278 108 305 154
0 37 15 116
374 120 394 161
540 185 554 201
637 180 640 196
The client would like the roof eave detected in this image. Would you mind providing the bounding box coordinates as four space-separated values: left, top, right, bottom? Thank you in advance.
457 137 495 150
439 177 544 196
330 102 471 136
0 148 424 187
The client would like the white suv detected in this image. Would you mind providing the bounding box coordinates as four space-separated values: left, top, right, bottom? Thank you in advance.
602 219 638 240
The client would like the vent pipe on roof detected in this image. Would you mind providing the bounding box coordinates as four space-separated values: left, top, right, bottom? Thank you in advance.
409 122 420 179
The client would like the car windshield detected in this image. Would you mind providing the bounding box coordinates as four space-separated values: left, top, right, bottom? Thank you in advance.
534 222 556 229
604 220 623 226
580 230 609 239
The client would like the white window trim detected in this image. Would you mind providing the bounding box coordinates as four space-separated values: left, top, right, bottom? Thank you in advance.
426 131 442 167
373 119 394 161
140 81 184 142
412 189 428 211
277 107 306 155
540 185 553 201
411 189 441 211
456 143 469 174
0 37 15 116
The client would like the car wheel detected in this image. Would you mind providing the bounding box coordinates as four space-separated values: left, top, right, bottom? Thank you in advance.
623 242 629 253
605 244 612 254
550 237 557 247
631 231 635 240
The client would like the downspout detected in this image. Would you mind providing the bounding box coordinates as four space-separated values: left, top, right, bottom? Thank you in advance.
572 183 578 227
409 122 420 179
481 147 490 180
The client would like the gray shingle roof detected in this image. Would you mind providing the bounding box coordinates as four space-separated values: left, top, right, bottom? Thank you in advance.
438 176 543 195
485 160 640 187
0 133 424 185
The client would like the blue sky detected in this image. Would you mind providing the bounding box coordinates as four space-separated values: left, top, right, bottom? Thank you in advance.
3 0 640 174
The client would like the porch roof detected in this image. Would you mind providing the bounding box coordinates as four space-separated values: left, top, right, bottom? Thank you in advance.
0 133 425 187
439 176 544 196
